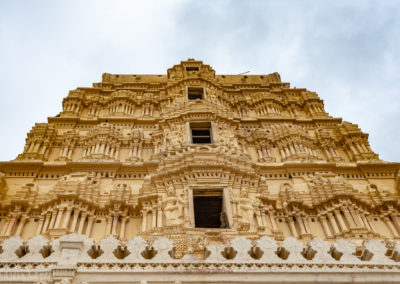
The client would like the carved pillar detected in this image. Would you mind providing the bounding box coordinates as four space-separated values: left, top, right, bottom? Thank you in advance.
105 216 112 236
257 148 263 160
303 216 312 234
70 210 80 232
35 216 45 235
39 144 47 155
27 142 35 153
319 216 333 239
289 144 296 155
49 210 57 229
15 216 28 236
327 212 341 236
268 211 278 232
284 146 291 158
33 142 41 153
105 144 110 156
141 210 148 232
350 144 358 155
62 147 68 157
138 145 143 159
296 215 307 236
334 209 349 233
361 213 372 231
157 208 163 227
356 143 364 153
288 217 298 238
67 148 73 160
350 207 363 228
119 216 128 240
152 210 157 229
112 215 118 236
77 213 87 235
0 218 10 236
325 148 332 160
62 209 72 229
256 208 265 229
5 215 17 236
54 208 64 229
41 213 51 233
85 216 94 237
342 207 356 229
132 145 138 158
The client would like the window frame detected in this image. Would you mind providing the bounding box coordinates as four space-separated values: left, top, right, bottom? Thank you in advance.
185 66 200 72
190 122 212 144
188 186 232 229
187 86 205 100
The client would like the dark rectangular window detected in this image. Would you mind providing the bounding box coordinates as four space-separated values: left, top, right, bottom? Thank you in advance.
187 87 204 100
191 122 212 144
193 189 227 228
186 66 199 72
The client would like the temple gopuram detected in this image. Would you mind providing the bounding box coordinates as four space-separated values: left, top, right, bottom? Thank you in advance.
1 59 400 283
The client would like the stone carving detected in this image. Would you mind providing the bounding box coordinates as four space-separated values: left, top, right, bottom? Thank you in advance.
151 237 174 261
22 235 52 261
1 60 399 282
256 236 281 262
125 237 148 261
230 236 252 261
163 185 184 226
390 242 400 262
218 126 239 149
56 234 94 263
332 238 360 263
1 233 400 283
362 239 393 263
54 172 100 200
281 237 305 262
305 238 335 263
205 243 227 262
111 183 131 201
96 235 121 261
238 187 254 226
0 235 24 261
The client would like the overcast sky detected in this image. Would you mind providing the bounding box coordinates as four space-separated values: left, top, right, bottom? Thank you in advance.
0 0 399 162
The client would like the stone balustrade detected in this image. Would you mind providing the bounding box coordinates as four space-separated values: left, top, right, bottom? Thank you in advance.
1 234 400 283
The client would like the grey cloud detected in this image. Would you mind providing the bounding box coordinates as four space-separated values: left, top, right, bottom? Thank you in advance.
0 0 399 161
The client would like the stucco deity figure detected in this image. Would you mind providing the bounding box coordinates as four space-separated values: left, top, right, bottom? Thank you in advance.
218 126 239 149
220 212 229 228
163 185 184 226
239 188 254 224
164 129 182 150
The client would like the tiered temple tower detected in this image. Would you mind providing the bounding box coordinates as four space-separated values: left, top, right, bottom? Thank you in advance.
0 59 400 283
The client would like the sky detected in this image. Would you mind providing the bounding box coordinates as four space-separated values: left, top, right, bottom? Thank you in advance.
0 0 399 162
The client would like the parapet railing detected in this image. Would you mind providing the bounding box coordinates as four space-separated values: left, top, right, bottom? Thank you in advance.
1 234 400 283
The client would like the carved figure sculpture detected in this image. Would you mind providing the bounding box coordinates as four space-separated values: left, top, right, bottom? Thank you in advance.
239 188 254 225
164 185 184 226
220 212 229 228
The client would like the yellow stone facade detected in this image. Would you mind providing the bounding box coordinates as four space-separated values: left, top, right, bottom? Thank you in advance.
1 59 400 283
